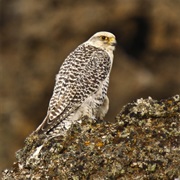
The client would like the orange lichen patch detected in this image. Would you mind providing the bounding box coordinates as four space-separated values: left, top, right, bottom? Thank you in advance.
117 131 121 136
84 141 91 146
95 141 104 148
167 100 173 105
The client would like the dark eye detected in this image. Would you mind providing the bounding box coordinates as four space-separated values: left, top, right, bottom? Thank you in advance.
101 36 107 40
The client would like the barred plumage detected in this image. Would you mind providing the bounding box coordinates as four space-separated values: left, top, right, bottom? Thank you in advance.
35 31 116 137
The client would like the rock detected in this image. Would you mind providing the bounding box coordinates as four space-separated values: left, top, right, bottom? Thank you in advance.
2 95 180 179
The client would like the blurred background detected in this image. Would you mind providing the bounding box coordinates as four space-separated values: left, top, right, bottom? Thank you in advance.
0 0 180 173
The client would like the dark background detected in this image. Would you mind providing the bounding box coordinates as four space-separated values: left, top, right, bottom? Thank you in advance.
0 0 180 172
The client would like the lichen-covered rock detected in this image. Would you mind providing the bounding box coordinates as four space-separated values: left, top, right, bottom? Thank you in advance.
2 95 180 179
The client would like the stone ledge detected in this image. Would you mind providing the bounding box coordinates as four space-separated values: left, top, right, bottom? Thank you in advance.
2 95 180 179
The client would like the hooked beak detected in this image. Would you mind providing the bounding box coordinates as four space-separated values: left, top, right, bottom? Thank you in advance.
111 41 117 46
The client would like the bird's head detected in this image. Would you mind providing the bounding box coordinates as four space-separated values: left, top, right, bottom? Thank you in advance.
87 31 117 52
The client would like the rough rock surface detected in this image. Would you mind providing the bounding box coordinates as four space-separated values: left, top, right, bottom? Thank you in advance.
2 95 180 179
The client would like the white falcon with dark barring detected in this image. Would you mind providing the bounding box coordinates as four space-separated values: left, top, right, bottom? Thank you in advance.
35 31 116 137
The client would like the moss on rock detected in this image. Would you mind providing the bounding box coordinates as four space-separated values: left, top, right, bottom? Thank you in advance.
2 95 180 179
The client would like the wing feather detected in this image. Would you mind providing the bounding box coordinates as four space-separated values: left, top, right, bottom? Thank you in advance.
36 44 111 134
